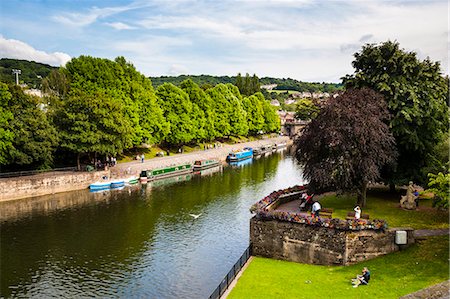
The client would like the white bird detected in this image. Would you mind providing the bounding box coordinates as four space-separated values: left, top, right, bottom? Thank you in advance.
189 213 202 219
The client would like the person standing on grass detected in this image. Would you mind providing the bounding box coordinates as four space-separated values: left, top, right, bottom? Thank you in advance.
312 200 321 218
354 206 361 219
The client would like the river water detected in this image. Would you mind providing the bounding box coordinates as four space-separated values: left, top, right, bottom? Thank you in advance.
1 151 305 298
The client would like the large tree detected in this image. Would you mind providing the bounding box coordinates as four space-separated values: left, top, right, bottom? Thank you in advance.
295 88 397 207
0 83 14 166
342 41 449 185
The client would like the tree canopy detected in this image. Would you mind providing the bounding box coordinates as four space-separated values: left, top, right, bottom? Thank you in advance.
295 88 397 206
342 41 449 185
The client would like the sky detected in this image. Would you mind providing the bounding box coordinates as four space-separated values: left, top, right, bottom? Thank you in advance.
0 0 447 82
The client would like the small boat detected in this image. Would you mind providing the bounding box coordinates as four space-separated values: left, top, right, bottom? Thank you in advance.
126 177 139 185
226 147 253 162
110 180 125 188
193 159 221 171
89 181 111 190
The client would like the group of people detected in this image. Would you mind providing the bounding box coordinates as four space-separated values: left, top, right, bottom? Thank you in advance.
299 192 322 218
299 192 363 220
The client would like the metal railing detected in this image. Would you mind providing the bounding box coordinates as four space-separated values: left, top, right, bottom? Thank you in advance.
0 166 78 178
209 245 252 299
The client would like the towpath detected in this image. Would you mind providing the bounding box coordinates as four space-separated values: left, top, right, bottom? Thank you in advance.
110 136 291 178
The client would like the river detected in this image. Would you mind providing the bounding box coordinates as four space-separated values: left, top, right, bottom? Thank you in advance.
0 151 305 298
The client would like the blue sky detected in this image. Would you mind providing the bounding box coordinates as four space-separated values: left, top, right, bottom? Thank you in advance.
0 0 447 82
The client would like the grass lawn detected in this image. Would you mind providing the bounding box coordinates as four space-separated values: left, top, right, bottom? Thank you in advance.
318 188 449 229
228 235 449 299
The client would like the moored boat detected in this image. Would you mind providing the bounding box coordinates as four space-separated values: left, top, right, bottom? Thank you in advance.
193 159 221 171
253 145 272 156
126 177 139 185
226 147 253 162
89 181 111 190
140 163 193 181
110 180 125 188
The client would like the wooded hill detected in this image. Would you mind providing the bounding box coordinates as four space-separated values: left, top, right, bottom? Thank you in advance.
0 58 56 88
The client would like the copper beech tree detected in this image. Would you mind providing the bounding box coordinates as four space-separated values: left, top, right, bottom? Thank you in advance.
295 88 397 207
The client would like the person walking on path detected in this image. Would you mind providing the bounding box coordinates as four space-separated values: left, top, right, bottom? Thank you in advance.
312 200 321 218
141 154 145 163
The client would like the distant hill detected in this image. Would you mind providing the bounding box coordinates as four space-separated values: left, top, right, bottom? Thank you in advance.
150 74 342 93
0 58 56 88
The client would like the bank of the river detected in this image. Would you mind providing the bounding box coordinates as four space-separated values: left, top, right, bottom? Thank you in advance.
0 136 291 202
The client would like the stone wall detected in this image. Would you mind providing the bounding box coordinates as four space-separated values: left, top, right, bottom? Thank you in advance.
250 217 414 266
0 170 109 202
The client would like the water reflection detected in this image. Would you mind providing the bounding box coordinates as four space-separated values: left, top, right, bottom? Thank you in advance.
1 152 304 298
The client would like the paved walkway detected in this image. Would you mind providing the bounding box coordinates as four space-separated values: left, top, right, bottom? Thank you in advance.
110 136 291 178
414 228 449 238
400 280 449 299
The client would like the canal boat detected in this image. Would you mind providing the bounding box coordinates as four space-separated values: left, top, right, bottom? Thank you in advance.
140 163 193 181
229 158 253 167
110 180 125 188
89 181 111 190
193 159 221 171
273 142 287 151
253 145 272 156
226 147 253 162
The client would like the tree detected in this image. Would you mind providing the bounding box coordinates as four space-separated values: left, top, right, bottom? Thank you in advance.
7 85 59 169
295 98 320 120
54 88 133 169
426 172 450 209
259 93 281 133
342 41 449 185
0 82 14 166
155 83 196 145
295 88 397 207
243 94 264 135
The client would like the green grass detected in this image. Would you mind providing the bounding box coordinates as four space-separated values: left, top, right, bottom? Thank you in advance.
318 189 449 229
228 235 449 299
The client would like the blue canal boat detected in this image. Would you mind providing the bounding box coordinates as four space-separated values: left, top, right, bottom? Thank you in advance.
89 181 111 190
226 147 253 162
110 180 125 188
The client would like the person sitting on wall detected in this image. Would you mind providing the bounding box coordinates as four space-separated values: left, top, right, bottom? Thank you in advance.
352 267 370 287
312 200 321 218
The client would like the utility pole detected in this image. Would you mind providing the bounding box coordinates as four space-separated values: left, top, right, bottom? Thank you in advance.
12 69 21 85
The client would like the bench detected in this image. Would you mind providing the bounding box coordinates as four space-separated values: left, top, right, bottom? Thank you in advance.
320 208 333 219
346 211 369 220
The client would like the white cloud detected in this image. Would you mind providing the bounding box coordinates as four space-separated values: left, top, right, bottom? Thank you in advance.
168 64 189 75
105 22 136 30
0 36 71 66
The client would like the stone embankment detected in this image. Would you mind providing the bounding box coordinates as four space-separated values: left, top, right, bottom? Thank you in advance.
0 136 291 202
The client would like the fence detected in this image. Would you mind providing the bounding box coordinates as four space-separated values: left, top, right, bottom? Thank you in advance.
209 245 252 299
0 166 78 179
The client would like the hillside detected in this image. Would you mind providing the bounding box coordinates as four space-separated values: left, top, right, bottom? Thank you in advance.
150 75 342 93
0 58 56 88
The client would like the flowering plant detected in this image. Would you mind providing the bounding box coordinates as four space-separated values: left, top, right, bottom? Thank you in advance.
251 185 388 231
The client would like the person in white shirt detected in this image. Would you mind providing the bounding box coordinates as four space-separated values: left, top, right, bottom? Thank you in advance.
354 206 361 219
312 201 321 218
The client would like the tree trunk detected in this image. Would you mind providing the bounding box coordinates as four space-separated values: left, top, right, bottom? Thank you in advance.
389 183 396 193
357 181 368 207
77 152 81 171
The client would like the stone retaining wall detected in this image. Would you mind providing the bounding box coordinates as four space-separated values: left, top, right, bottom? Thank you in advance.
0 170 109 202
250 217 414 265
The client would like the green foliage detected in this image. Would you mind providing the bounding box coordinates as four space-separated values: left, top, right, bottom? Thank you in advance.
422 132 450 177
426 172 450 209
235 73 260 96
295 98 320 120
54 88 133 161
260 93 281 133
0 58 55 88
260 77 343 93
242 95 265 134
0 83 14 165
156 83 197 145
7 85 58 169
229 235 449 299
343 41 449 185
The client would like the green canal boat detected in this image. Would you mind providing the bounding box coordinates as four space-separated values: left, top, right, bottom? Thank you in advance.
140 163 192 181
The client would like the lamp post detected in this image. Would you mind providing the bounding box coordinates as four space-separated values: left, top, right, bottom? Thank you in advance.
12 69 21 85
